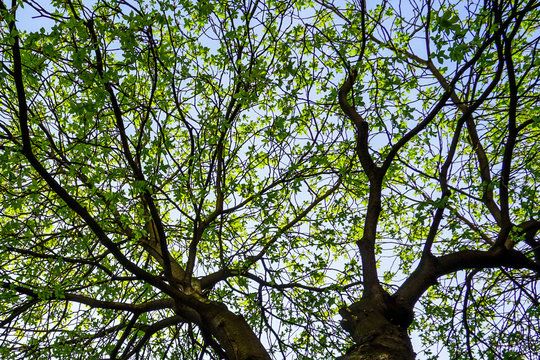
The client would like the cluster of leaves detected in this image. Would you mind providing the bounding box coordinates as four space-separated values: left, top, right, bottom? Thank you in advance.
0 0 359 358
0 0 538 359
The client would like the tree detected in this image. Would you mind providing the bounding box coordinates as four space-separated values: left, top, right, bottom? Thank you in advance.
0 0 538 359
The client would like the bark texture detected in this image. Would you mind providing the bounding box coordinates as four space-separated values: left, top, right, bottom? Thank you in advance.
339 291 415 360
190 299 272 360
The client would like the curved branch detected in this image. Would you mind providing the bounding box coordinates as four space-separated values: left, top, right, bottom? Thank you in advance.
338 69 378 180
396 247 540 309
0 281 175 313
3 3 175 297
84 17 174 282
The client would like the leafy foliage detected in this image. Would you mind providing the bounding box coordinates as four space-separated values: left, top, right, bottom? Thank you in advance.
0 0 539 359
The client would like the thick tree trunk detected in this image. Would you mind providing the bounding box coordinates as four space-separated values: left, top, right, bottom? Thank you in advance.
177 297 271 360
339 291 415 360
199 301 271 360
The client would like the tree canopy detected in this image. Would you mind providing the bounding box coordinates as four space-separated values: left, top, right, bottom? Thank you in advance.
0 0 539 359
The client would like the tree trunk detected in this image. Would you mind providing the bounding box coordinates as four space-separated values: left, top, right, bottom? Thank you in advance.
188 298 272 360
339 291 415 360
